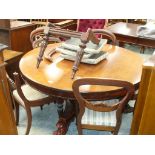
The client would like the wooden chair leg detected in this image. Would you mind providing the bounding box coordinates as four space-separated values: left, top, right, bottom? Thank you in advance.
77 114 83 135
118 41 125 47
114 120 122 135
113 129 119 135
77 123 83 135
75 101 79 126
40 105 43 110
14 101 19 125
140 46 145 54
25 107 32 135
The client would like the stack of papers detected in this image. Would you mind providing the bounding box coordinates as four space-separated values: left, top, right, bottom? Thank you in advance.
56 37 108 64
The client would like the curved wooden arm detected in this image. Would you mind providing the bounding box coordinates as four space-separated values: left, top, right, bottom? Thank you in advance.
30 23 63 48
13 72 30 108
30 27 44 44
92 29 116 45
30 26 116 47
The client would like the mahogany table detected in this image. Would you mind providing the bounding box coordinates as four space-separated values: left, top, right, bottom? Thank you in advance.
107 22 155 49
19 43 144 134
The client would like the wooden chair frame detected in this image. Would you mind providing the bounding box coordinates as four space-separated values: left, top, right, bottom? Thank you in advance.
72 78 134 135
13 72 53 135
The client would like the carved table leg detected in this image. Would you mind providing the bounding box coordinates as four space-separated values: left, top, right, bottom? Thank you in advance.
56 99 64 117
53 99 76 135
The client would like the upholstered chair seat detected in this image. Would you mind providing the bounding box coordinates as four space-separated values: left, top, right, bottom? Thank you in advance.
13 84 49 106
82 100 118 127
82 108 116 127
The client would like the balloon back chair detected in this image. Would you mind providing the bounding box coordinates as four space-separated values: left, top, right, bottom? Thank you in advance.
72 78 134 135
12 72 53 135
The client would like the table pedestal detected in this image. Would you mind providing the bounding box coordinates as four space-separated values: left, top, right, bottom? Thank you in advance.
53 99 76 135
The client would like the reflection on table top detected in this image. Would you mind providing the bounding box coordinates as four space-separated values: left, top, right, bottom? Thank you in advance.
19 43 144 93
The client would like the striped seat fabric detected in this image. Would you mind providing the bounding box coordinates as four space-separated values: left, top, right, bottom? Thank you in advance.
82 99 118 127
13 84 48 105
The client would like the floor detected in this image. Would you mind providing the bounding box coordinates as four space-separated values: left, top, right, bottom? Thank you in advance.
17 44 154 135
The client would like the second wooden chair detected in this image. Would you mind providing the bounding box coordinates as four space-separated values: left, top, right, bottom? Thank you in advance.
72 78 134 135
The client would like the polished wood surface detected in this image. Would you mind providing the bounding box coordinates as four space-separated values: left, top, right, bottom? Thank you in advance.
10 21 34 29
0 52 3 61
0 20 36 52
19 43 143 99
0 60 17 135
10 22 36 52
130 56 155 134
107 22 139 37
3 49 23 80
107 22 155 48
3 49 23 63
0 19 10 29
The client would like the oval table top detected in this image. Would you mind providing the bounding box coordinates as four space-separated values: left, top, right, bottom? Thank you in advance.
19 43 144 99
